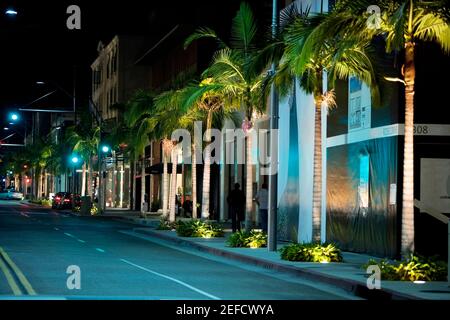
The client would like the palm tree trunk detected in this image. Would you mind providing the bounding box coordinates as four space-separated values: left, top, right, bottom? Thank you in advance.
141 147 146 214
192 144 198 219
169 146 179 222
245 130 253 232
38 168 43 200
132 160 137 210
87 158 93 199
43 171 48 198
111 151 117 207
312 97 323 243
162 152 169 218
201 111 213 220
401 41 416 257
81 162 87 196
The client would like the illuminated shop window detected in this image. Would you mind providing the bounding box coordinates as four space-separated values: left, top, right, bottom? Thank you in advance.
358 154 370 213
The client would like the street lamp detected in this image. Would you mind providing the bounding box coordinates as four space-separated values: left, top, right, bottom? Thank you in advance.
102 145 110 153
5 9 18 16
10 113 19 121
71 156 79 164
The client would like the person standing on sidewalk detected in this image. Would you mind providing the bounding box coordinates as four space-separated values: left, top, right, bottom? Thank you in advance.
254 183 268 233
227 183 245 232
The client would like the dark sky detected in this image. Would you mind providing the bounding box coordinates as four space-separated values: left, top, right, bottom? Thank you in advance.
0 0 273 148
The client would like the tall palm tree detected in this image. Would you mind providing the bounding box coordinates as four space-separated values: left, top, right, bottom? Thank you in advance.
185 2 268 230
124 90 157 215
282 9 379 242
334 0 450 256
66 126 100 197
381 0 450 256
182 80 242 220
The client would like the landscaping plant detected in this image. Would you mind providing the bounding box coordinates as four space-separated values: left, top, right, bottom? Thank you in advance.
176 219 224 238
280 242 343 263
227 230 267 248
363 254 448 281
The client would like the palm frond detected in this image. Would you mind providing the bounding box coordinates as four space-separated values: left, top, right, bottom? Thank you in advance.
184 27 228 50
230 2 258 55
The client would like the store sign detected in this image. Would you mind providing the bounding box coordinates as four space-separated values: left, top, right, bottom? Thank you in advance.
420 158 450 214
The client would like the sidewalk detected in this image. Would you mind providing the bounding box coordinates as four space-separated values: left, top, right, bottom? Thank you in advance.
122 225 450 301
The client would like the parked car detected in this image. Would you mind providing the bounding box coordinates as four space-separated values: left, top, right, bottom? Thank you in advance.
52 192 77 209
0 189 24 200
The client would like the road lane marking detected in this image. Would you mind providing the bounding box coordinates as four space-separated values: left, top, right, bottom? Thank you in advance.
20 213 30 218
0 247 36 295
64 233 74 238
95 248 105 253
120 259 220 300
0 256 22 296
54 227 59 231
77 239 86 243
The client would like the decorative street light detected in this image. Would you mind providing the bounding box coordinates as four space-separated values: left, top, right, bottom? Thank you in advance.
5 9 18 16
101 145 110 153
71 156 79 164
10 113 19 121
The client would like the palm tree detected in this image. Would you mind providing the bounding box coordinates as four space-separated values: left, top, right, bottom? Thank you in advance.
334 0 450 256
381 0 450 256
281 9 379 242
182 81 242 220
124 90 157 215
185 2 268 230
66 125 100 197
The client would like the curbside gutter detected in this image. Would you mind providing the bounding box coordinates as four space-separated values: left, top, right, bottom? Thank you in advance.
132 228 420 301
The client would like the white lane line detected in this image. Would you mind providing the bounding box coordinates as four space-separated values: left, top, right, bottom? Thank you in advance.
77 239 86 243
20 213 30 218
64 233 74 238
120 259 220 300
95 248 105 253
54 227 59 231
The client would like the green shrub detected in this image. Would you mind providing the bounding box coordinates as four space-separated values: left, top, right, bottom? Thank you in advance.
90 205 101 216
280 242 343 263
227 230 267 248
176 219 224 238
40 199 52 206
363 254 447 281
156 217 177 230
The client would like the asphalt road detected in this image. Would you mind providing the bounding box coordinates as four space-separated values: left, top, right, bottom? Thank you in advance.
0 200 355 300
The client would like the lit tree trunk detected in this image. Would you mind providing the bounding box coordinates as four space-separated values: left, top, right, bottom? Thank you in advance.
14 174 19 191
169 145 179 222
111 151 117 207
81 162 87 196
312 95 323 243
43 171 48 198
141 146 146 215
401 41 416 257
132 160 137 210
162 158 169 217
201 111 213 220
192 144 198 219
87 158 93 199
245 129 253 232
37 168 43 200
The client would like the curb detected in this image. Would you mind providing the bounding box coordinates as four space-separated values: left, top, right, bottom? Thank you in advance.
132 228 420 301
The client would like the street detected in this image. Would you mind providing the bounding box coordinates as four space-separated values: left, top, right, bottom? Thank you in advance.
0 200 353 300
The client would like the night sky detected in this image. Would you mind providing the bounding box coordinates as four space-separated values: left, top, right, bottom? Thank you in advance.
0 0 273 148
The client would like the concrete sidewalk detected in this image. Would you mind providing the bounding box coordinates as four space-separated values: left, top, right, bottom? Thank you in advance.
123 226 450 301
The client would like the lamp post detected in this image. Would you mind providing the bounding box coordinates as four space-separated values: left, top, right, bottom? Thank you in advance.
268 0 279 252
